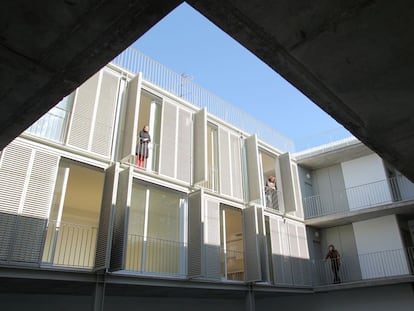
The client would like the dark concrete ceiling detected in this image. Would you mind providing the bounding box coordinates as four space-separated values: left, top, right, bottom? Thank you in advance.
1 0 414 180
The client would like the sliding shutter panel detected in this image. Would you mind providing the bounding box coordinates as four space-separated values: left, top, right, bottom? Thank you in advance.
0 143 31 215
188 189 203 277
279 153 297 213
95 163 119 271
219 128 231 196
110 166 133 271
243 206 262 282
120 74 141 159
193 108 207 184
245 135 261 203
230 134 243 200
177 108 192 183
91 69 120 157
159 101 177 178
204 198 221 279
67 72 100 150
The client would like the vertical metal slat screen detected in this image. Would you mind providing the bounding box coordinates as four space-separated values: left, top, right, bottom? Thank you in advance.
219 128 231 197
230 133 243 200
279 153 297 213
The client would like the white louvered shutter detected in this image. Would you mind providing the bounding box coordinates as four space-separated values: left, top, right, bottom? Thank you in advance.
243 205 262 282
279 153 297 213
230 133 243 200
95 163 119 271
120 74 141 159
245 135 261 203
159 101 177 178
193 108 207 184
204 197 221 279
219 128 231 196
176 108 192 183
67 72 100 150
188 189 203 277
90 69 120 157
110 166 133 271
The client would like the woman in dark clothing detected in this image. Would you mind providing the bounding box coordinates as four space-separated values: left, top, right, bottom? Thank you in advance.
324 244 341 283
136 125 151 167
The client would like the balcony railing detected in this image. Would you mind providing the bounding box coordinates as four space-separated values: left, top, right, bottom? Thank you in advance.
303 175 414 218
125 234 187 277
111 47 295 153
121 143 160 173
197 167 219 193
265 189 282 211
42 221 98 269
313 247 414 286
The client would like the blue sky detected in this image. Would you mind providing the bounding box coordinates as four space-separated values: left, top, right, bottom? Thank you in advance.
131 3 350 151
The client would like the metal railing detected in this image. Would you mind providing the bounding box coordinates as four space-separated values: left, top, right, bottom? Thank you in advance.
303 175 414 218
265 189 282 211
125 234 187 276
313 247 413 286
111 47 295 153
198 167 220 193
42 220 98 269
121 143 160 173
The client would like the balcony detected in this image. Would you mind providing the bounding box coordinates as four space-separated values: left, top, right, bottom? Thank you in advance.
303 175 414 219
121 143 160 173
42 221 98 270
313 247 414 286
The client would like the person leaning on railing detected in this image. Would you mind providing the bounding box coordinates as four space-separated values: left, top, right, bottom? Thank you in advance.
136 125 151 168
324 244 341 284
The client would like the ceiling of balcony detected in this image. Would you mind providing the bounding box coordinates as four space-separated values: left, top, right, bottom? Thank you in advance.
1 0 414 180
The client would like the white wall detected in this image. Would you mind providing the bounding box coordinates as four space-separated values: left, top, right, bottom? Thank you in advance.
353 215 410 279
341 154 392 210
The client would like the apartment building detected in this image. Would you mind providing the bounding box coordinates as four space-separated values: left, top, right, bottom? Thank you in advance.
0 49 413 311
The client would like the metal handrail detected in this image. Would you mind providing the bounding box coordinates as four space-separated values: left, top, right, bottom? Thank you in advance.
111 47 295 153
303 175 414 218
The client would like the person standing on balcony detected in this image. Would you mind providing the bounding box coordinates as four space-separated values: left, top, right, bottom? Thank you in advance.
324 244 341 283
265 176 277 209
136 125 151 168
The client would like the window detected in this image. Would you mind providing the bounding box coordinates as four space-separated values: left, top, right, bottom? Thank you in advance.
42 160 104 268
220 205 245 281
126 182 186 275
26 94 74 142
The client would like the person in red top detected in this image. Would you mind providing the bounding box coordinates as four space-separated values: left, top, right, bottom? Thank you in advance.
324 244 341 283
